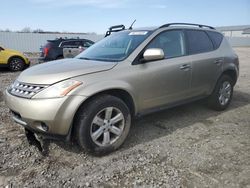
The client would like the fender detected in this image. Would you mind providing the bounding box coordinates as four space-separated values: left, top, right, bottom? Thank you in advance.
72 80 139 114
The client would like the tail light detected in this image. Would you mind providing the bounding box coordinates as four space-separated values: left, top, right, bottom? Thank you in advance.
44 47 49 56
43 43 51 57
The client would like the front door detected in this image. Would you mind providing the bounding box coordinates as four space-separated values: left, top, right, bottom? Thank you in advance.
132 30 192 111
0 47 5 64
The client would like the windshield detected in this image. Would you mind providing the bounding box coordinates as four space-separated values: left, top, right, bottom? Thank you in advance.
76 30 152 62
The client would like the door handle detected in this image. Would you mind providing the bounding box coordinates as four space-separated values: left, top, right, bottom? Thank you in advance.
180 64 191 70
214 59 223 65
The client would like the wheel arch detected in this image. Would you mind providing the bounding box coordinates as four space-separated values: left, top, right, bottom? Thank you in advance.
209 68 238 96
8 55 26 65
221 69 238 86
68 88 137 141
56 55 64 60
77 88 136 117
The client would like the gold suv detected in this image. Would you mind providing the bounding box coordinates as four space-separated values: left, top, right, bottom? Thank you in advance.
5 23 239 155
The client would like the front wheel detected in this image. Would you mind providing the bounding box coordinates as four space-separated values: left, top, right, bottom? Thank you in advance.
208 75 233 111
8 57 25 71
75 95 131 155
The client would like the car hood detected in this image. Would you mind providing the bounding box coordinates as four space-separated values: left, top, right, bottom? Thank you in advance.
17 58 117 85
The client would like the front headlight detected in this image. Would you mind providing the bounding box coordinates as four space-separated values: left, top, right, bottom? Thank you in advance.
33 80 82 99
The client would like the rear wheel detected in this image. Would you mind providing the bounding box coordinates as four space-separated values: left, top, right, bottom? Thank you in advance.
208 75 233 111
8 57 25 71
56 55 63 60
75 95 131 155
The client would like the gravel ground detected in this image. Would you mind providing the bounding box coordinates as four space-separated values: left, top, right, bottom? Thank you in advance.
0 48 250 187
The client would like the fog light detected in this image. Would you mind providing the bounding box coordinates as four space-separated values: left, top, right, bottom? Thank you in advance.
41 122 49 132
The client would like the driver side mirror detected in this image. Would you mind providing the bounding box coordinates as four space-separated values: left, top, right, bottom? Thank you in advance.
142 48 164 62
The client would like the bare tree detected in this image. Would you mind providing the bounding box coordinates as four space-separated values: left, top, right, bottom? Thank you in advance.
21 27 32 33
4 28 12 32
33 28 44 33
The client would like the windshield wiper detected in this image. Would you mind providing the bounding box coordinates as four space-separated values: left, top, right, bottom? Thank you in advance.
78 57 120 62
78 57 91 60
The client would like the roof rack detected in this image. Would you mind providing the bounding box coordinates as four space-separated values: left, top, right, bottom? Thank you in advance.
159 23 215 30
105 24 126 37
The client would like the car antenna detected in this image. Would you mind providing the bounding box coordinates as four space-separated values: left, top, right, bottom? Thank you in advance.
129 19 136 30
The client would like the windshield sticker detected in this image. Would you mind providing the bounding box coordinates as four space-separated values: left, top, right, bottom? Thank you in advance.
129 31 148 35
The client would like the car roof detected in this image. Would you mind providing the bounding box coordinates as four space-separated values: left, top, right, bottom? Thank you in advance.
125 23 217 31
133 27 158 31
47 38 91 43
137 23 216 29
106 23 219 37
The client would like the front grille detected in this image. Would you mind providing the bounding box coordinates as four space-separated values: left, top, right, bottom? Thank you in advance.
9 81 48 98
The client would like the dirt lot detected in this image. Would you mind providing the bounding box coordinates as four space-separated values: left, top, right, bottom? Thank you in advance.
0 48 250 187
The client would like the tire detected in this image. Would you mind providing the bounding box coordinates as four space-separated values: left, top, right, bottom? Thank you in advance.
75 95 131 155
8 57 25 71
56 56 63 60
208 75 233 111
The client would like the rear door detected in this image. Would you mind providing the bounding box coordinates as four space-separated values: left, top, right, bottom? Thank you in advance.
185 29 223 96
61 40 83 58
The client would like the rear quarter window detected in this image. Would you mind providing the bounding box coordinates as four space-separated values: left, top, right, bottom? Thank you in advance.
206 31 223 49
186 30 214 55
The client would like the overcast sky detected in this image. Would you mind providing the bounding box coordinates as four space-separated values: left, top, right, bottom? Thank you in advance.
1 0 250 34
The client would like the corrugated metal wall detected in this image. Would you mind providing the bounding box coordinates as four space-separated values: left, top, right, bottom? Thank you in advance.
0 32 103 52
0 32 249 52
226 37 250 47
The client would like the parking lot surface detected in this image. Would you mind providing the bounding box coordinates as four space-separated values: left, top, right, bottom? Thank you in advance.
0 48 249 187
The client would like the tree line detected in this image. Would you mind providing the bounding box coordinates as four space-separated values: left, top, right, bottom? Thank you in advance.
0 27 96 34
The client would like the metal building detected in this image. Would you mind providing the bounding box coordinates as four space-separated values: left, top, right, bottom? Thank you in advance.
0 32 103 52
1 26 250 52
216 25 250 37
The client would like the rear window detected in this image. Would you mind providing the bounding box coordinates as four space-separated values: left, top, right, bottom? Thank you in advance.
47 40 61 47
186 30 214 55
45 42 52 48
206 31 223 49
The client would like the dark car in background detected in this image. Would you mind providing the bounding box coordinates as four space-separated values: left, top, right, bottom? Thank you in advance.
40 38 94 62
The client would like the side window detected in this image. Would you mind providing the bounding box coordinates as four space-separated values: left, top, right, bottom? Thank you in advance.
186 30 214 55
74 41 83 47
61 41 74 48
61 41 82 48
147 30 186 58
206 31 223 49
83 41 94 47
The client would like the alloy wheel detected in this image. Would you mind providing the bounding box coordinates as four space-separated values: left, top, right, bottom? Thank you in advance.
219 81 232 106
10 59 22 71
90 107 125 147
